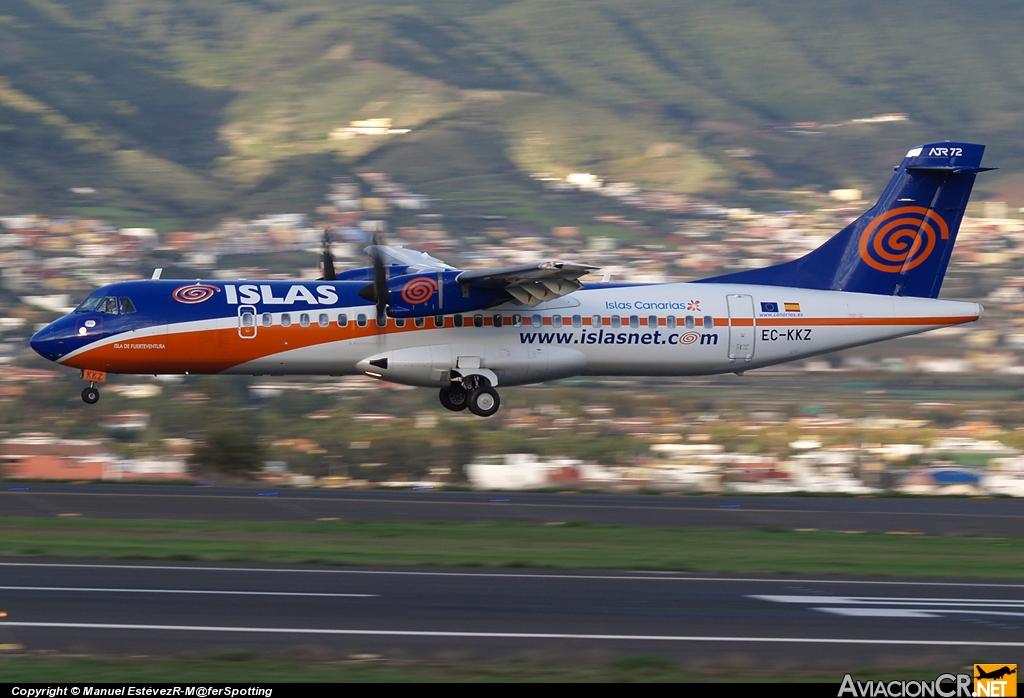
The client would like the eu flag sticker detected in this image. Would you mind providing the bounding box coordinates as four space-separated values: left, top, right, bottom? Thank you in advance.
760 302 779 313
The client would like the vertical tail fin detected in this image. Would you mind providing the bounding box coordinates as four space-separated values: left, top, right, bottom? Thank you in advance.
699 142 993 298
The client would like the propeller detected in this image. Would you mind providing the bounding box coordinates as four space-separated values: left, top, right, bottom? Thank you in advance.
318 226 336 281
357 232 389 322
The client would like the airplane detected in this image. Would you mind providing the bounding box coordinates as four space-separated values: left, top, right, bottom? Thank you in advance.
29 141 991 417
976 666 1016 681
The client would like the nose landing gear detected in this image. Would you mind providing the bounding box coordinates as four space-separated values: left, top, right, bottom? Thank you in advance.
82 385 100 404
439 376 501 417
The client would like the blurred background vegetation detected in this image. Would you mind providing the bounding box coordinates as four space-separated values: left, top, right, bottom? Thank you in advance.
3 0 1024 229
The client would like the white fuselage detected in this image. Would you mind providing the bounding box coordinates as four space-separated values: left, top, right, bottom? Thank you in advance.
219 282 981 386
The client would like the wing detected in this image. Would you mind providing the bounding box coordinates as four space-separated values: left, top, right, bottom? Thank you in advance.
456 261 599 307
365 245 457 274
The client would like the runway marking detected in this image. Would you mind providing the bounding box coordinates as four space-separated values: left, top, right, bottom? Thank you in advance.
816 608 939 618
817 607 1024 619
5 621 1024 647
0 585 376 598
4 561 1024 588
754 595 1024 606
6 491 1024 521
754 594 1024 620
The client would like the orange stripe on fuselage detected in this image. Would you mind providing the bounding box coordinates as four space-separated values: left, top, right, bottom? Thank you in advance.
63 320 436 374
757 315 978 327
62 314 981 374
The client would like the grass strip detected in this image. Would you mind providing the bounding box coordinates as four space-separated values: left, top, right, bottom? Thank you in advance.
0 517 1021 577
0 654 974 683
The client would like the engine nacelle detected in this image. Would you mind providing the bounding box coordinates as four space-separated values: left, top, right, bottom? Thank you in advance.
355 344 587 388
386 272 508 318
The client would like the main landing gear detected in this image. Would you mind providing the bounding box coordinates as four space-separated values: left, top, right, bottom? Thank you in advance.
82 385 100 404
439 377 501 417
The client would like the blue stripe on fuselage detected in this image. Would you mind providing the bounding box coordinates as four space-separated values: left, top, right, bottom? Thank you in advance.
85 280 376 326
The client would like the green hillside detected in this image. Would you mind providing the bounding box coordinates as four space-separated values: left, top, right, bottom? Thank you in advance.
1 0 1023 225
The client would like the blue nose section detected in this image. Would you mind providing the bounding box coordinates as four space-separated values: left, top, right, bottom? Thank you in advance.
30 323 62 362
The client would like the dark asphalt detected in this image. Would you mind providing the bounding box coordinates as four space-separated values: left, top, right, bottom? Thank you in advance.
3 483 1024 535
1 559 1022 665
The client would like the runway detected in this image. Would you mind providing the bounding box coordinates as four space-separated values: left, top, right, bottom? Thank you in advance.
3 483 1024 536
1 559 1022 665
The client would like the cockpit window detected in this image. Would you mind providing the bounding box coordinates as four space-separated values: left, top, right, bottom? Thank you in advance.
119 297 137 314
75 296 102 313
98 296 119 314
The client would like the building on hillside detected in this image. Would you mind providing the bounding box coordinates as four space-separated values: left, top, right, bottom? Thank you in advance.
0 435 112 480
0 434 191 481
465 453 613 490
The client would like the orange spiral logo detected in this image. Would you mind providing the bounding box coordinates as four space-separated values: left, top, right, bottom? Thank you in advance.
172 283 218 304
400 277 438 305
858 206 949 273
678 331 701 345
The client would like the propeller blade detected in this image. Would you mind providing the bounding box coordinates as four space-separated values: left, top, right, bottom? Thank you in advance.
319 226 336 281
372 252 388 321
363 236 389 321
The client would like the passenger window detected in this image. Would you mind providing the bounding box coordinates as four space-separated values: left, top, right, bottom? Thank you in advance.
493 314 503 328
454 315 464 327
299 313 310 327
434 315 444 327
395 318 406 328
532 314 542 327
629 315 639 328
512 315 522 327
119 297 136 314
376 316 387 328
338 313 348 327
685 315 695 328
473 315 484 328
552 316 562 328
611 315 621 328
667 316 677 329
357 314 367 327
262 313 273 327
648 315 658 328
99 296 119 314
281 313 292 328
704 315 714 328
415 317 425 328
572 315 582 328
592 315 602 327
318 313 329 327
241 311 255 327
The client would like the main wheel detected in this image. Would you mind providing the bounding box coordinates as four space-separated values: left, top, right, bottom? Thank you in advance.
82 387 100 405
467 386 500 417
439 385 468 411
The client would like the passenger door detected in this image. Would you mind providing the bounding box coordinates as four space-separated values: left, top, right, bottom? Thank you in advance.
238 305 257 339
726 294 755 361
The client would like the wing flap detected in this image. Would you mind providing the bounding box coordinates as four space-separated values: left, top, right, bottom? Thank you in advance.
456 261 597 306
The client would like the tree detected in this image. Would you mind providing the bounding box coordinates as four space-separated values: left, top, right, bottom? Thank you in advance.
192 430 265 476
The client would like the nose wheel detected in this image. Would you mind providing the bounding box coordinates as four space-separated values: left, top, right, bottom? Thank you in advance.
82 385 100 405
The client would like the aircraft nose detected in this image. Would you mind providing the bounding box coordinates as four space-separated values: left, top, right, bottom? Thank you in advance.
30 323 62 362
